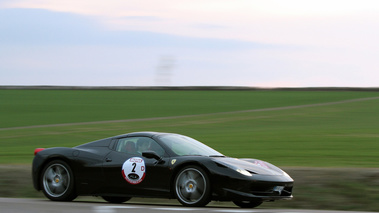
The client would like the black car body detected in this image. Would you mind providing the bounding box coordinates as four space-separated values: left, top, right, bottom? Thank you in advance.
32 132 293 208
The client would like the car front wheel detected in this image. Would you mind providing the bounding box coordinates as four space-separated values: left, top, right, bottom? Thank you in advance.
174 166 211 207
41 160 77 201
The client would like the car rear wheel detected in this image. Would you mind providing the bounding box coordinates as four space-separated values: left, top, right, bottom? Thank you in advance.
102 196 131 203
233 200 263 208
41 160 77 201
174 166 211 207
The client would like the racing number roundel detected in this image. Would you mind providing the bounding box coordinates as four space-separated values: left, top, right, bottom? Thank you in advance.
122 157 146 184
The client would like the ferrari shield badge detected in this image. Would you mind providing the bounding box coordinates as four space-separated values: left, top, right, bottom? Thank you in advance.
122 157 146 184
171 159 176 165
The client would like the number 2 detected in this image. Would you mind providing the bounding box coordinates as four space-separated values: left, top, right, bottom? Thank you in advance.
131 162 136 172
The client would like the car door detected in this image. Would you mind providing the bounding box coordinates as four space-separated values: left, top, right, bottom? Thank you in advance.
103 136 172 197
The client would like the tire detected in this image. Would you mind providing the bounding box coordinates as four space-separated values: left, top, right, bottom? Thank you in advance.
174 166 211 207
40 160 77 201
102 196 131 203
233 200 263 208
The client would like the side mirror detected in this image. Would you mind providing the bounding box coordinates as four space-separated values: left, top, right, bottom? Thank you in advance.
142 151 163 162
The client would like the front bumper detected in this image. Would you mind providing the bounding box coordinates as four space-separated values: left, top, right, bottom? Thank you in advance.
211 173 294 201
223 185 293 201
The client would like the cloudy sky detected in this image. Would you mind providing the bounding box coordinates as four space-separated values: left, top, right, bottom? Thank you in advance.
1 0 379 87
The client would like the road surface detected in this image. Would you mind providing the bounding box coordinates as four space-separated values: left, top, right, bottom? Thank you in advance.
0 198 376 213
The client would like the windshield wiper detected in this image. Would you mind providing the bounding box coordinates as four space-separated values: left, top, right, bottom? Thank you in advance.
209 155 225 157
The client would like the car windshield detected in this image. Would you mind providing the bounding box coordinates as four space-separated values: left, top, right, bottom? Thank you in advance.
159 134 223 157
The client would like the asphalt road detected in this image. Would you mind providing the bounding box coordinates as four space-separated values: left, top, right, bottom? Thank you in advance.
0 198 376 213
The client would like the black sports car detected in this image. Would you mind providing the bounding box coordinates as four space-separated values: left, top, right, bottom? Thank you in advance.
32 132 293 208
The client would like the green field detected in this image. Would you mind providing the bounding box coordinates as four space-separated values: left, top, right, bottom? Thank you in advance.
1 89 379 211
1 89 379 166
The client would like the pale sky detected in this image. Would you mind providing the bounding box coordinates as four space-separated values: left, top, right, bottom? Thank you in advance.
1 0 379 87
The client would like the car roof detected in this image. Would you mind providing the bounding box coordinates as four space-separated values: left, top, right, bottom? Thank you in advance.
114 131 169 138
76 132 171 148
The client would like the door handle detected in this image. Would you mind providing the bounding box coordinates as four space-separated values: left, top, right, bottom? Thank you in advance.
105 158 112 162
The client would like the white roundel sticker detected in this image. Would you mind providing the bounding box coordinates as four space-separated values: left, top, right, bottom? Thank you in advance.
121 157 146 184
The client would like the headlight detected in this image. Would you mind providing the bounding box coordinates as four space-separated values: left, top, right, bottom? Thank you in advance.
236 168 252 176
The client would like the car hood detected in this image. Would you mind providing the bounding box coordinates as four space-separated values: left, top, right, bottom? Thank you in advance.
213 157 287 176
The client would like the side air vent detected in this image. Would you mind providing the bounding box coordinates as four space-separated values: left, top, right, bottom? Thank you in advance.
215 162 228 168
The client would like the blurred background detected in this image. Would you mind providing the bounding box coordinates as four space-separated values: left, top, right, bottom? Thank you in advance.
1 0 379 87
1 0 379 211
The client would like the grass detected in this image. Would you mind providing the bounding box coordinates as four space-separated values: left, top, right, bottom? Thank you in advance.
1 89 379 166
1 89 379 211
1 89 378 128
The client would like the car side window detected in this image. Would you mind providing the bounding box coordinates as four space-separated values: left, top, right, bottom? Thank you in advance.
116 137 165 156
116 138 137 154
